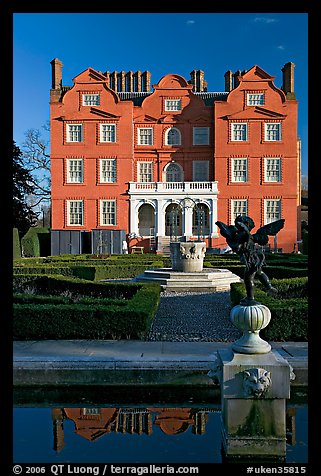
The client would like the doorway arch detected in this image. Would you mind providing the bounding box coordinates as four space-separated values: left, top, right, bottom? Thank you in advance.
138 203 155 236
165 203 182 238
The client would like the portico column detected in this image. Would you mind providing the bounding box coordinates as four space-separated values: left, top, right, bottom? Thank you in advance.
210 197 219 238
156 199 165 237
184 206 193 238
130 199 139 236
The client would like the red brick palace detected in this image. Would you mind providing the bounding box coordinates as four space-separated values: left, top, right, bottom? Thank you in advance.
49 59 301 254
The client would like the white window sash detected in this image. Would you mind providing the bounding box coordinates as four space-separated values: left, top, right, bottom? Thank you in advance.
67 200 83 226
100 200 116 226
193 127 209 145
138 128 153 145
232 158 248 182
165 99 182 111
138 162 153 182
100 124 116 143
67 124 82 142
247 93 264 106
100 159 117 183
264 158 281 182
67 159 83 183
231 200 248 223
264 199 281 224
166 128 181 145
82 94 100 106
264 123 282 141
231 123 248 141
193 161 209 181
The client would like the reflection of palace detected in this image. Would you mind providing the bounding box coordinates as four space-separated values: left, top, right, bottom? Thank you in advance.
51 407 214 451
51 406 298 452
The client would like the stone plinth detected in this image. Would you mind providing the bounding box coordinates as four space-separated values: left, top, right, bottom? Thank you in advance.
208 348 295 460
170 241 206 272
135 268 242 292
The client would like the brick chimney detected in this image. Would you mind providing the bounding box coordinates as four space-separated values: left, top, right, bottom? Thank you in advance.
224 70 233 92
282 62 296 99
189 70 207 92
50 58 63 89
233 70 241 89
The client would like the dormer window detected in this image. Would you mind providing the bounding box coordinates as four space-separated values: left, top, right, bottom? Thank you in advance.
247 93 264 106
165 99 182 112
82 94 100 106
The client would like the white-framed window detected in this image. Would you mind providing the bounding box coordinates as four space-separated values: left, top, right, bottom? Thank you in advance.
231 199 248 224
100 200 116 226
67 200 84 226
82 94 100 106
165 99 182 111
138 128 153 146
193 161 209 181
247 93 264 106
193 127 210 145
264 158 282 182
82 408 101 416
165 128 181 146
66 159 84 183
66 124 83 142
264 199 282 224
264 123 282 141
100 124 116 143
138 162 153 182
100 159 116 183
231 158 248 182
166 163 182 182
231 123 248 141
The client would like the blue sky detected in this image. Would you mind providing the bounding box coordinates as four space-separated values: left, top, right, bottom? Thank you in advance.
13 12 308 175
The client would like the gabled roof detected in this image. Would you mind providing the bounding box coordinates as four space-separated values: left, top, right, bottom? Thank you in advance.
226 106 286 120
240 65 276 82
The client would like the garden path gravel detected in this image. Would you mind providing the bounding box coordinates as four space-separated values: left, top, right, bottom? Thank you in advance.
147 291 242 342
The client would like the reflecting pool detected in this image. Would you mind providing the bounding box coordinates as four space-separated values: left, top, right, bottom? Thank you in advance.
13 388 308 464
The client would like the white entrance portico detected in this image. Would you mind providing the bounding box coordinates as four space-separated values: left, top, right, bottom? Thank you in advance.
128 181 219 249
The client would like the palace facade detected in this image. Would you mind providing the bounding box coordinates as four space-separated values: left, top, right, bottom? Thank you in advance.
50 59 300 254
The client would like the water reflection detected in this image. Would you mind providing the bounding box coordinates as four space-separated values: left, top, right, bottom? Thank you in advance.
13 404 307 463
52 407 214 450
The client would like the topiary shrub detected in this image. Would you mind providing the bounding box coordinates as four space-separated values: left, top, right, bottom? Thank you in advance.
21 227 50 257
13 228 21 260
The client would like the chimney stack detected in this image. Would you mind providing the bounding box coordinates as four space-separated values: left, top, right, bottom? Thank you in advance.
282 62 296 99
233 70 241 89
50 58 63 89
189 70 207 92
224 70 233 92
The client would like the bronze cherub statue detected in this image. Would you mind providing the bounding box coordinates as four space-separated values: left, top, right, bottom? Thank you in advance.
216 215 285 305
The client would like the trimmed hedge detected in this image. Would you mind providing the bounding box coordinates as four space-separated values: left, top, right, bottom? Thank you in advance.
13 261 165 281
21 227 50 257
230 280 308 341
13 276 161 340
13 228 21 260
203 262 308 279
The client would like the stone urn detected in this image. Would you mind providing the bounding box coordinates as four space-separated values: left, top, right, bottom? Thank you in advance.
230 302 272 354
170 241 206 272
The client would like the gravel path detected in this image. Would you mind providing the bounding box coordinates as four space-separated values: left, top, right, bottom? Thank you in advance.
147 291 242 342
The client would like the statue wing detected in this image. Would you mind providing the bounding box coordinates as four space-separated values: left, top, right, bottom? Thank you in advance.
252 219 285 245
216 221 242 251
216 221 238 241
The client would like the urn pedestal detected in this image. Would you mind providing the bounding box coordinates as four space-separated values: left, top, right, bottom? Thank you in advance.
230 302 272 354
170 241 206 273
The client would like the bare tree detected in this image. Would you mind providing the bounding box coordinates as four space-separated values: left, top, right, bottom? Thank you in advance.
301 174 308 192
21 123 51 209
